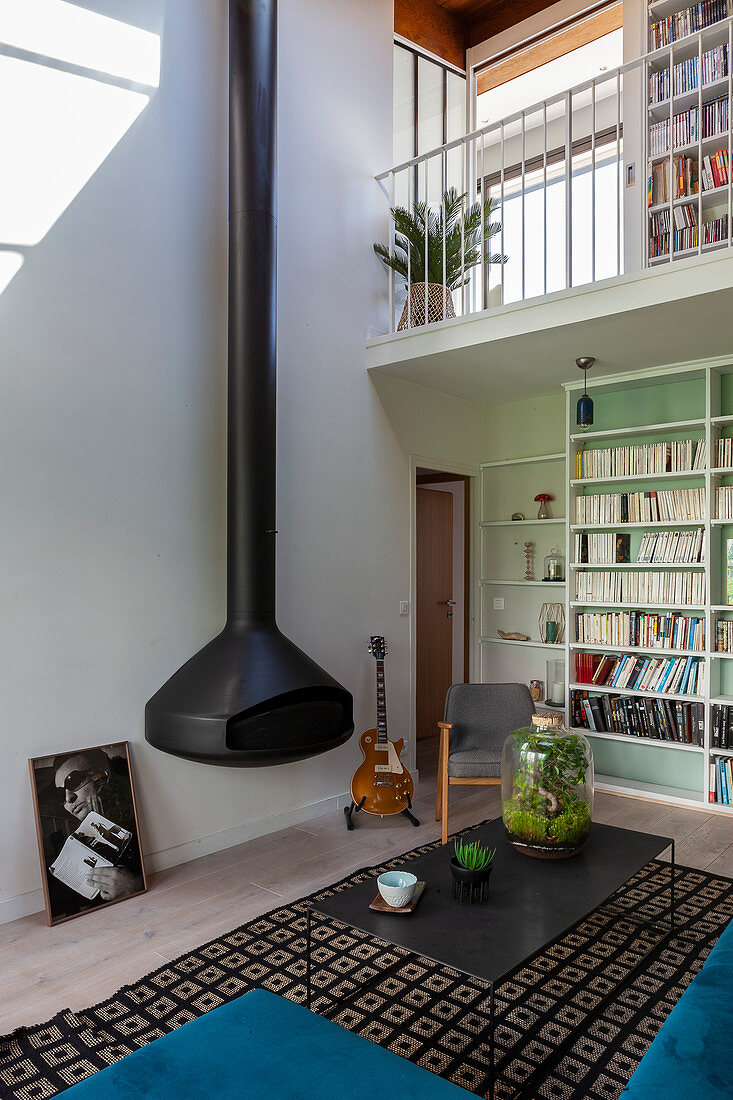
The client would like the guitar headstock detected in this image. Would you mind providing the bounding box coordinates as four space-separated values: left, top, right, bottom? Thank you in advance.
368 636 387 660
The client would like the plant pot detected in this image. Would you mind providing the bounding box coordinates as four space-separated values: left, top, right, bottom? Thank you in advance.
449 856 493 903
397 283 456 330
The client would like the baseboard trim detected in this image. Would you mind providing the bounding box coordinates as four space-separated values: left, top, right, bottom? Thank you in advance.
0 790 352 927
145 790 353 874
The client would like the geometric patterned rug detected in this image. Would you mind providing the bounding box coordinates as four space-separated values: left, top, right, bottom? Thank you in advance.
2 823 732 1100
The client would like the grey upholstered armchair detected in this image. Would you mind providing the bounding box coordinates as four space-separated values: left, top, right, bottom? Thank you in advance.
436 682 535 844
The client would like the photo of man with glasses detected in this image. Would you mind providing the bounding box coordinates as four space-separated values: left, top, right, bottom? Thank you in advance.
29 743 145 924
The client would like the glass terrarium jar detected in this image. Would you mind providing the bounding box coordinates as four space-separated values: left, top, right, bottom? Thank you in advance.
502 714 593 859
543 546 565 582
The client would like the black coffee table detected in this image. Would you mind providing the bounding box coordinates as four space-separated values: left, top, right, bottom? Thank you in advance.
306 819 674 1099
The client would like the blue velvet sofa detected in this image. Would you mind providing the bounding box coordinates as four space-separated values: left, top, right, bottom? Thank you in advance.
61 987 471 1098
622 916 733 1097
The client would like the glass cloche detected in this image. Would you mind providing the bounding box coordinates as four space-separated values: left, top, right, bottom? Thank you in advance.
502 713 593 859
543 546 565 582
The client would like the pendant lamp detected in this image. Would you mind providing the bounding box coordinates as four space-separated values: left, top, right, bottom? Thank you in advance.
576 356 595 430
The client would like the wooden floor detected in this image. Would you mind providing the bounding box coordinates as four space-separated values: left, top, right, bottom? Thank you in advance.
3 736 733 1036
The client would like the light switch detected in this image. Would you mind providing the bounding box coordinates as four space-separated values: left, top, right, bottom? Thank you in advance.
493 597 505 610
399 601 409 615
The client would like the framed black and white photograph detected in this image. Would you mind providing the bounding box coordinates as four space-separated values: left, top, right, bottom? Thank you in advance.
29 742 146 926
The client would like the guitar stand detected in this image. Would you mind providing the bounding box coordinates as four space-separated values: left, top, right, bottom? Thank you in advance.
344 794 420 831
344 796 366 831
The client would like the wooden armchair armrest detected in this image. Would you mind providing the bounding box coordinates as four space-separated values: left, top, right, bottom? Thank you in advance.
437 721 453 754
436 723 454 838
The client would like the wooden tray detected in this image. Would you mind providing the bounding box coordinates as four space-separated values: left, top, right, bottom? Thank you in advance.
369 881 426 914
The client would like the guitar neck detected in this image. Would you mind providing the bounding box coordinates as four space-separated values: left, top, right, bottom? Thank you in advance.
375 659 388 743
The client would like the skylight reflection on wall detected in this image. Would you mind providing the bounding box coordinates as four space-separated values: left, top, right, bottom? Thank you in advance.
0 0 160 288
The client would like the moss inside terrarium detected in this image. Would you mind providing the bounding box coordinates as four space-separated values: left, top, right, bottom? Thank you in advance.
502 728 593 851
503 798 591 847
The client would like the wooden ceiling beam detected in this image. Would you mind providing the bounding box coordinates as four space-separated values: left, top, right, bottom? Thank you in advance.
467 0 563 49
395 0 469 70
476 2 623 96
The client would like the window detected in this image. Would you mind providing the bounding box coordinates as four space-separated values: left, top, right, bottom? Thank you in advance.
475 3 624 300
393 43 466 208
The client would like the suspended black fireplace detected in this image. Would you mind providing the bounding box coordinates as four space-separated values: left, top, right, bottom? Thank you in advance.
145 0 354 766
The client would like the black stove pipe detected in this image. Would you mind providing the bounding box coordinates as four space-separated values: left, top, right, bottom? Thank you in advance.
144 0 354 766
228 0 277 622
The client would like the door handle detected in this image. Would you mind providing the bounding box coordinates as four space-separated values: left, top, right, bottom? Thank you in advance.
444 600 456 606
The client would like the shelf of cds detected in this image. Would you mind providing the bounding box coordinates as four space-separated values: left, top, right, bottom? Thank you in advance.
563 361 733 811
645 2 733 264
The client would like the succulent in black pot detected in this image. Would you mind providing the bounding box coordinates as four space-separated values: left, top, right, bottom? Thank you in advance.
450 838 496 903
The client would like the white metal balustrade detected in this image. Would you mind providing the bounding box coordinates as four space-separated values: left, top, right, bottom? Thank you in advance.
375 17 733 335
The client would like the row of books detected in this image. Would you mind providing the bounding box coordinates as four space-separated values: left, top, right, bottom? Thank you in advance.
571 689 704 744
575 570 706 605
576 489 705 524
637 529 705 562
712 703 733 745
649 106 700 157
575 610 705 650
649 203 698 239
650 221 727 255
702 213 729 243
649 233 675 258
710 756 733 802
717 437 733 467
575 653 605 683
649 44 729 103
650 1 728 49
716 485 733 518
574 532 630 564
715 621 733 651
649 96 729 157
701 149 730 189
575 652 705 696
575 439 705 479
703 94 729 138
649 156 698 205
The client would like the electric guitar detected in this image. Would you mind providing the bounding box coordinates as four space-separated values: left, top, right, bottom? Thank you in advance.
350 636 415 815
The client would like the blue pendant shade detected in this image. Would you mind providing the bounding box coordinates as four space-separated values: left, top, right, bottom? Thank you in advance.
575 356 595 430
577 392 594 428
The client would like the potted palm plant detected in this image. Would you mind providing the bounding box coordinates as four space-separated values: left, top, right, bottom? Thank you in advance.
373 187 506 329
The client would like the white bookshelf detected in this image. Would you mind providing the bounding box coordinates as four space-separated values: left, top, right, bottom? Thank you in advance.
478 451 567 693
564 360 733 812
480 637 564 649
570 520 704 530
481 518 565 528
481 579 567 587
645 4 733 264
579 728 704 751
569 470 706 485
569 562 706 568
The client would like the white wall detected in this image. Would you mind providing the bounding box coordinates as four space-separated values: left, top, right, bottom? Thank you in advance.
1 0 485 923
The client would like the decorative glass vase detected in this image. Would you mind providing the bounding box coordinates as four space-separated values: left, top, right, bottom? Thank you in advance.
545 657 565 705
543 546 565 582
502 714 593 859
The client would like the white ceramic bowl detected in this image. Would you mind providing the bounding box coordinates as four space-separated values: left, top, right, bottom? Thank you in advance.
377 871 417 908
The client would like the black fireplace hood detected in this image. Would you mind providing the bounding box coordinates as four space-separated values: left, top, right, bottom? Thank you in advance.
144 0 353 766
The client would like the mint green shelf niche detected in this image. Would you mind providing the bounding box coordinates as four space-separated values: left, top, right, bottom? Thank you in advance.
588 736 704 796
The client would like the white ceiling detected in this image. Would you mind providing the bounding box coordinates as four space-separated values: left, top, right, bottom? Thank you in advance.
366 252 733 406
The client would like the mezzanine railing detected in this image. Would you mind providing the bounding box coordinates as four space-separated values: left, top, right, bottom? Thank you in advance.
376 16 733 335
